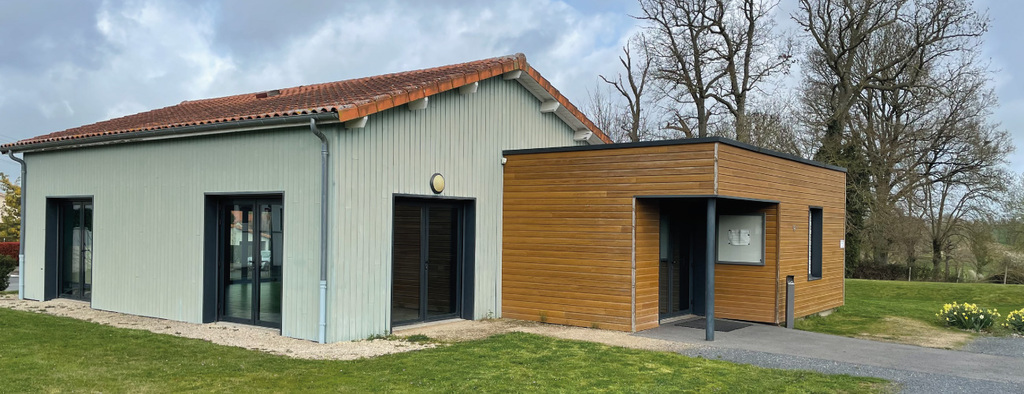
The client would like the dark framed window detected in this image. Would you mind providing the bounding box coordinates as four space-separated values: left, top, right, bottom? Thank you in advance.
808 207 823 280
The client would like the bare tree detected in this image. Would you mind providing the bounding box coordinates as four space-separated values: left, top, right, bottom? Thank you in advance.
639 0 721 138
796 0 990 268
910 77 1011 277
584 84 628 142
600 35 654 143
639 0 793 143
795 0 988 165
707 0 795 142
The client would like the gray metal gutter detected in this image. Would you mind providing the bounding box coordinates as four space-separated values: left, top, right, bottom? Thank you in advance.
6 152 24 299
2 112 341 154
309 119 330 344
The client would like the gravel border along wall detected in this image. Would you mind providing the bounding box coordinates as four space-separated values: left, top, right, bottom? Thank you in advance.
0 295 691 360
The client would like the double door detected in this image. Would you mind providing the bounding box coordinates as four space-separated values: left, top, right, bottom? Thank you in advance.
392 199 463 325
219 199 283 327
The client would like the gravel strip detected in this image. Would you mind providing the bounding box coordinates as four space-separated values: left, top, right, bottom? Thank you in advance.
963 336 1024 359
1 294 693 360
395 318 695 353
680 346 1023 393
0 295 433 360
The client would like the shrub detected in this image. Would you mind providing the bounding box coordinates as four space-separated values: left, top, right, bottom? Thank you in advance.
936 302 1000 332
1005 309 1024 334
0 253 15 291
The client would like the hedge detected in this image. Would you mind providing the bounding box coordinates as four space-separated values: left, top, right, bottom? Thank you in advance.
0 242 18 260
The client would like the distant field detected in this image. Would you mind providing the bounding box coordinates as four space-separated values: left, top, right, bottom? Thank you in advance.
0 308 887 393
797 279 1024 348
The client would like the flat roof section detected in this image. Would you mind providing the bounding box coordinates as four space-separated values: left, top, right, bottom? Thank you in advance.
502 136 847 173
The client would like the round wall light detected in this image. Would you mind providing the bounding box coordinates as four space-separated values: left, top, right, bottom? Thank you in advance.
430 173 445 194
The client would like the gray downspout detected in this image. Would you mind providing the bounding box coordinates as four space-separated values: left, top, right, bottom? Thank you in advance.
310 119 329 344
7 152 25 300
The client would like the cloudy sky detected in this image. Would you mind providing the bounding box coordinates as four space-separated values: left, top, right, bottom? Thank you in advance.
0 0 1021 178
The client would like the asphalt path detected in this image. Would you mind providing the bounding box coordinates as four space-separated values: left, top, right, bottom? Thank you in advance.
4 273 16 291
635 319 1024 393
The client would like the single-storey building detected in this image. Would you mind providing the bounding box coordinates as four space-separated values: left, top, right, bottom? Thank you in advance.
3 54 845 343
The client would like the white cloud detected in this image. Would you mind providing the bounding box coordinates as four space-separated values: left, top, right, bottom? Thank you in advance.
0 0 640 175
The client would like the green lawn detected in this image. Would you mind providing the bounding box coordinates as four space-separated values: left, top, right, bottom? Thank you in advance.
0 308 887 393
797 279 1024 347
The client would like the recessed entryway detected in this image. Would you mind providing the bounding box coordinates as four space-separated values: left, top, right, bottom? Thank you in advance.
659 200 708 321
391 197 474 326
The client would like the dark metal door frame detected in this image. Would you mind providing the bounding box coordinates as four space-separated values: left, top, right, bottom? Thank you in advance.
216 197 282 328
57 199 92 301
392 197 466 326
660 209 694 320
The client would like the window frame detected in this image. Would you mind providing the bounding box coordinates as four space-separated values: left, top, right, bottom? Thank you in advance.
808 207 823 281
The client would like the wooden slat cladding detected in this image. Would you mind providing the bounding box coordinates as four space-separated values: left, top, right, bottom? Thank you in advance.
502 144 715 331
635 200 660 331
715 144 846 320
502 140 845 333
709 200 779 323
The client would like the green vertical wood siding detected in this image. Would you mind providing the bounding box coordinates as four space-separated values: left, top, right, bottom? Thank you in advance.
327 77 581 341
21 75 581 342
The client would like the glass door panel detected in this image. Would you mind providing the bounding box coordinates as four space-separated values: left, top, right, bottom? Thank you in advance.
59 201 92 301
257 202 283 325
60 203 82 298
223 203 255 322
391 203 422 324
426 206 457 318
82 203 93 300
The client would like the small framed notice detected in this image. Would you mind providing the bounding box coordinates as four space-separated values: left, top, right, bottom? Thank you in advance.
717 213 766 265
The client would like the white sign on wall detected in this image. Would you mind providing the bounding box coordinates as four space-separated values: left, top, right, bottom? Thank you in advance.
717 214 765 265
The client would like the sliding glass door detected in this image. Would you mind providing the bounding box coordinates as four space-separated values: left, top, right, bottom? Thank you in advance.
392 199 463 326
219 198 283 327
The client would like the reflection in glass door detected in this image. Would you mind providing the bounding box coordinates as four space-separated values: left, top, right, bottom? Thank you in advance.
219 199 282 327
59 200 93 301
659 211 692 318
392 199 462 326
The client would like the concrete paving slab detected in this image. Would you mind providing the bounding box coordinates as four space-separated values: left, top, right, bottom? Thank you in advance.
635 321 1024 387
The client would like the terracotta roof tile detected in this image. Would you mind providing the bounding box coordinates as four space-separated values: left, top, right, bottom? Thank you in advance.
4 54 610 150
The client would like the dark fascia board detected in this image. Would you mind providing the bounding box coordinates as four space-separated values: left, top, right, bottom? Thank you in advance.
3 112 341 154
635 194 781 204
503 136 847 173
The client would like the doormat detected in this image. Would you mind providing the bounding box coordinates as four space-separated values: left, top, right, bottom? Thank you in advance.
675 318 751 332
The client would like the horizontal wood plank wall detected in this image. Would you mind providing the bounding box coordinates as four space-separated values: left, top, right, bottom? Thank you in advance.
715 144 847 319
711 200 779 323
502 145 715 331
635 200 660 331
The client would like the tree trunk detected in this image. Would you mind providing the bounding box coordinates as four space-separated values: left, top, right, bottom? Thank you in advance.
944 254 951 281
931 239 942 278
696 103 708 138
735 101 750 143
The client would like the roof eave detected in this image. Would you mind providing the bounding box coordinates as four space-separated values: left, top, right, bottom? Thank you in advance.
2 112 341 154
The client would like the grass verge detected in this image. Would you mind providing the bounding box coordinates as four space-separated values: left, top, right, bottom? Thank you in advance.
0 308 888 392
797 279 1024 348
